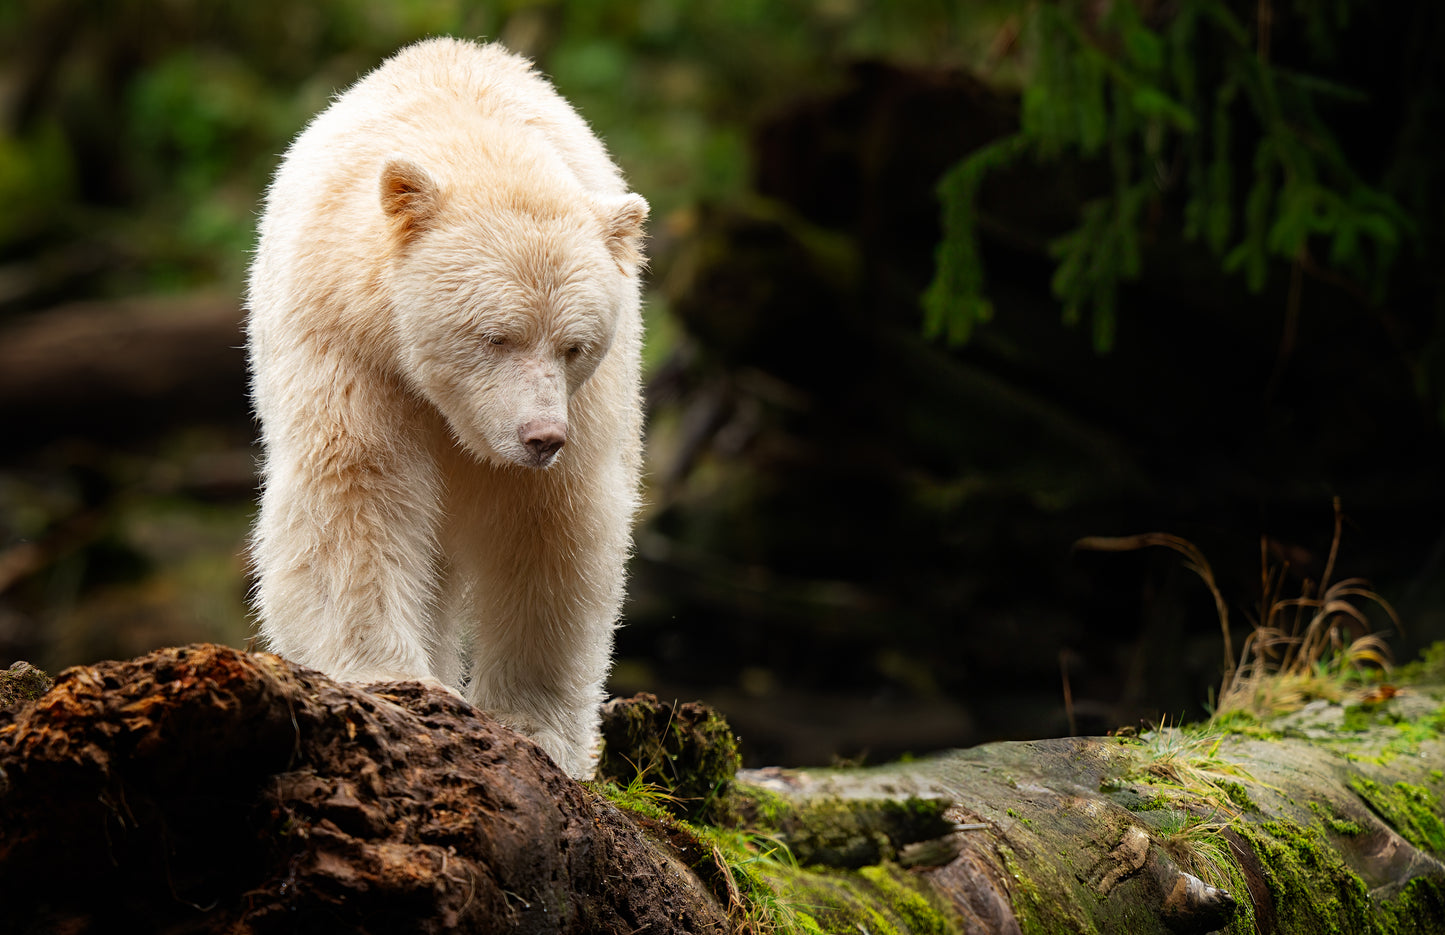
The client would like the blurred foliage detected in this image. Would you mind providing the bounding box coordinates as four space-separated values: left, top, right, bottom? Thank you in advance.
0 0 1014 689
0 0 1015 310
4 0 1444 761
925 0 1422 356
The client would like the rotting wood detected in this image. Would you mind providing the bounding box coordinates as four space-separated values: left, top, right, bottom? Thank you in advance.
5 644 1445 933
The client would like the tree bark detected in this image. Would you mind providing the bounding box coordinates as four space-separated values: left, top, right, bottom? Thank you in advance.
3 644 1445 934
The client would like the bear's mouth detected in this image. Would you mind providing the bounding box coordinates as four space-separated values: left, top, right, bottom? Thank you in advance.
521 447 563 469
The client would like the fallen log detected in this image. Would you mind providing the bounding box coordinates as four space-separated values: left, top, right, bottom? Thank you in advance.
0 294 249 456
4 644 1445 933
0 645 727 934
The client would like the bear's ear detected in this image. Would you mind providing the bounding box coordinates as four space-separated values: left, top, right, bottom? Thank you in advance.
597 193 649 273
380 158 442 240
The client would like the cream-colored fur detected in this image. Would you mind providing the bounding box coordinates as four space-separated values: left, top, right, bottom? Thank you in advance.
246 38 647 778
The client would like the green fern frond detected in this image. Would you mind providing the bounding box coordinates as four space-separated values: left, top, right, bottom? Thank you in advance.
925 0 1406 350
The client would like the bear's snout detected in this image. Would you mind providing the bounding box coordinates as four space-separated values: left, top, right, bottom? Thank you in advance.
519 419 567 466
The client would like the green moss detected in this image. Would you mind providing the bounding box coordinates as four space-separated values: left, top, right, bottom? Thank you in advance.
857 864 958 935
786 796 896 868
999 843 1093 935
596 692 742 823
1395 642 1445 684
1102 778 1174 814
668 812 961 934
1350 777 1445 854
1343 703 1398 732
1234 818 1378 935
588 777 677 823
1209 709 1283 740
740 793 954 869
589 784 907 934
1369 707 1445 764
1307 801 1364 836
747 859 961 935
1380 876 1445 935
728 782 795 828
1005 807 1033 826
642 773 962 931
1219 779 1258 812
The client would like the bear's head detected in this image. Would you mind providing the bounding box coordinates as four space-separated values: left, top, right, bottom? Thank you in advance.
379 157 647 470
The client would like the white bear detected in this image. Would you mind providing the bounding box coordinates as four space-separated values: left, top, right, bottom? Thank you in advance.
245 38 647 779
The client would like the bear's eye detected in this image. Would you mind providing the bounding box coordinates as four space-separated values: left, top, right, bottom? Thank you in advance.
486 334 507 347
565 344 585 359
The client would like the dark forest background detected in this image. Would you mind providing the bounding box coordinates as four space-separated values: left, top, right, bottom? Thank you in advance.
2 0 1443 767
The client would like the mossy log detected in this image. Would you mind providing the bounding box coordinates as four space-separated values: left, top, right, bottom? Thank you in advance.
735 696 1445 934
3 645 1445 933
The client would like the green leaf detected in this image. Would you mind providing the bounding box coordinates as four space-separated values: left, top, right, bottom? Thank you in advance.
1237 144 1277 291
923 135 1031 346
922 0 1416 363
1273 66 1369 102
1329 220 1359 268
1076 51 1109 155
1196 0 1251 48
1092 284 1119 352
1123 25 1165 73
1354 212 1400 247
1131 86 1198 132
1266 183 1314 255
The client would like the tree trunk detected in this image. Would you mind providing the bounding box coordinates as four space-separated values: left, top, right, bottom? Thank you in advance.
2 644 1444 934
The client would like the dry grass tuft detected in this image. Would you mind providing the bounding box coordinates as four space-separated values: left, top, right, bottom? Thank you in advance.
1217 499 1397 718
1133 720 1255 814
1078 498 1399 721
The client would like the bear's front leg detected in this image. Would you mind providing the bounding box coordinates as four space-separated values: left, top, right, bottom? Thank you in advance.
251 367 444 687
450 465 627 779
468 672 609 780
453 569 616 778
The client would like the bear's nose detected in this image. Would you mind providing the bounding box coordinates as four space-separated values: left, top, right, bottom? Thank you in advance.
519 420 567 465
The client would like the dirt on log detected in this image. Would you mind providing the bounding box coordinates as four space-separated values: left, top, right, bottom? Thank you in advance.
0 644 727 934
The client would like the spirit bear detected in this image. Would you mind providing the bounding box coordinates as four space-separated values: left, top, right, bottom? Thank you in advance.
246 38 647 779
